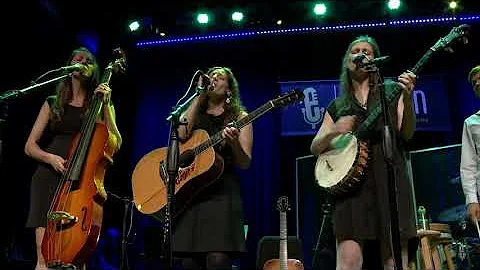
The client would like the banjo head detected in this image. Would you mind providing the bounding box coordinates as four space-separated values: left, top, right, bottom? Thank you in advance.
314 132 359 189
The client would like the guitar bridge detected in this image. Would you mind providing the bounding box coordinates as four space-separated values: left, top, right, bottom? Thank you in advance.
47 211 78 229
325 160 334 171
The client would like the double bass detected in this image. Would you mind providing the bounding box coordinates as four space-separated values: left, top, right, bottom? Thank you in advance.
41 48 127 268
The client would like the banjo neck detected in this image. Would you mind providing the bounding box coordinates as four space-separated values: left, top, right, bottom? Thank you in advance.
354 24 470 136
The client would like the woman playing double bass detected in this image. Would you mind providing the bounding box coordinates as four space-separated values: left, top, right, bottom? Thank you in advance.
24 47 122 270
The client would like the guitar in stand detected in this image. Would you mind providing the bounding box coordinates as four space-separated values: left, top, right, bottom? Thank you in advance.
263 196 304 270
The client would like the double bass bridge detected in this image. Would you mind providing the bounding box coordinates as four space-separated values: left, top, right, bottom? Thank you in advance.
47 211 78 230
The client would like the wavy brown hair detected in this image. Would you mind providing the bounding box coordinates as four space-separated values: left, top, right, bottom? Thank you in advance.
201 66 246 124
50 47 100 126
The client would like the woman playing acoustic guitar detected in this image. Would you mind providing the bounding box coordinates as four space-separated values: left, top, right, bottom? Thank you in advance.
24 47 122 270
174 66 253 270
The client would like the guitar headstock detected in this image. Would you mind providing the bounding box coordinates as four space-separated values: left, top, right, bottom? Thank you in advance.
431 24 470 53
276 196 290 213
272 88 304 108
108 47 127 74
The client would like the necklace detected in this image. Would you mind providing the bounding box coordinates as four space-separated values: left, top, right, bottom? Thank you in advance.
360 100 367 109
355 92 368 109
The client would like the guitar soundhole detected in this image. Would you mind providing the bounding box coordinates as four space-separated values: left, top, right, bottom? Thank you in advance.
179 149 195 168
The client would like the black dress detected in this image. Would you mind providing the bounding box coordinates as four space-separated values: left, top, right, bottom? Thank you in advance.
173 111 246 256
326 81 417 261
25 96 84 228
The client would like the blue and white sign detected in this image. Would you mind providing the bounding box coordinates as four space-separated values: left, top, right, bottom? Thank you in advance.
279 74 451 136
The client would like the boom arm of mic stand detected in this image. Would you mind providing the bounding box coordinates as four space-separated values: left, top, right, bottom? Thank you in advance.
166 88 204 121
0 73 71 100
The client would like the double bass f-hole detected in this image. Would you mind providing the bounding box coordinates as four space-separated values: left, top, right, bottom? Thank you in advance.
81 207 88 231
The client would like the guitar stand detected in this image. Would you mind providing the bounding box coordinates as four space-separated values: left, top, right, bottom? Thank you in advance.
311 200 333 269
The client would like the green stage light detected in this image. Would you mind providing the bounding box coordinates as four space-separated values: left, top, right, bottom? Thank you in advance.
196 13 209 24
388 0 401 10
449 1 458 10
232 11 244 22
129 21 140 32
313 3 327 16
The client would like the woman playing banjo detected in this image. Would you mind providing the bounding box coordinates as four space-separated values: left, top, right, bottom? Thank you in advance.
310 35 417 270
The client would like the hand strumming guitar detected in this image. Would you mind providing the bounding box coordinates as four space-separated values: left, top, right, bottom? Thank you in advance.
333 115 358 135
223 126 240 146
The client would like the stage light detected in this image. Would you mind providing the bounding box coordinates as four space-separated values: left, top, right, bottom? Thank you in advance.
136 14 480 47
313 3 327 16
387 0 401 10
449 1 458 10
129 21 140 32
196 13 209 24
232 11 244 22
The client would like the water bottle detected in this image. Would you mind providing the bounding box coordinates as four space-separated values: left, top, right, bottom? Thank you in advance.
417 206 429 230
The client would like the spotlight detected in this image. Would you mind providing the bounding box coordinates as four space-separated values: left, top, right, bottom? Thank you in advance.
129 21 140 32
448 1 458 10
313 3 327 16
232 11 244 22
196 13 209 24
387 0 401 10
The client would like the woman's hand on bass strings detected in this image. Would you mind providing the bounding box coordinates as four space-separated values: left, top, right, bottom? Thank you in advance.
47 153 66 173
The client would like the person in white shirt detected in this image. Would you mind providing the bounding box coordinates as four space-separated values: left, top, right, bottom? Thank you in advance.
460 65 480 225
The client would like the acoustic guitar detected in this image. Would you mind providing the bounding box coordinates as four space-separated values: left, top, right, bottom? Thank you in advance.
263 196 304 270
314 24 470 196
131 90 304 221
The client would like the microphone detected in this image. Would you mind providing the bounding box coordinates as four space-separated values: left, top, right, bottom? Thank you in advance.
352 53 368 66
58 63 85 73
353 54 391 68
197 72 211 91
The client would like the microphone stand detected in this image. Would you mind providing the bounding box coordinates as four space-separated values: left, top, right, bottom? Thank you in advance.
107 191 134 270
367 65 402 270
0 72 70 166
311 197 333 269
0 73 70 100
163 84 205 269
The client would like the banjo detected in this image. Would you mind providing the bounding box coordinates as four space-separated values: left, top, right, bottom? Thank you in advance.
315 24 470 196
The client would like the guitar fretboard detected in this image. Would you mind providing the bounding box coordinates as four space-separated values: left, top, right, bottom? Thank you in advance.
279 212 288 270
192 100 275 155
